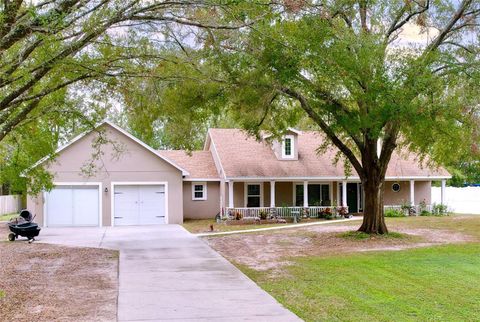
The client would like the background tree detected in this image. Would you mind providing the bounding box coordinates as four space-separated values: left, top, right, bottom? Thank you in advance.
122 0 480 234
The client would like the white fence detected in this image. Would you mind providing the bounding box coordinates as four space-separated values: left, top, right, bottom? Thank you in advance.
432 186 480 214
0 195 22 215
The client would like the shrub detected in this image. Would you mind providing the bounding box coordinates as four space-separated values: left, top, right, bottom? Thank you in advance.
337 206 348 216
259 211 268 220
235 212 243 220
384 209 405 217
419 210 431 216
320 207 332 219
431 203 449 216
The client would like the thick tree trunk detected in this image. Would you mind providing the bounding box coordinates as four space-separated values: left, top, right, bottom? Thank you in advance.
358 173 388 234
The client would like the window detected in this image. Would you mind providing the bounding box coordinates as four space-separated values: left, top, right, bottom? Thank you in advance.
392 183 401 193
320 184 330 205
282 135 295 158
246 184 261 207
295 185 304 206
295 183 331 206
192 182 207 200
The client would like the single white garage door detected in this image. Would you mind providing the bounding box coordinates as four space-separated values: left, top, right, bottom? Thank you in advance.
114 185 166 225
46 185 100 227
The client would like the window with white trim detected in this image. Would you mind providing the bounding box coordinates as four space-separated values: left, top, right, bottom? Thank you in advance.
246 184 261 207
192 182 207 200
282 135 295 158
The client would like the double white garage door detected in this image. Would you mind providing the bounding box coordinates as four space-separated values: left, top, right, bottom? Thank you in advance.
45 184 166 227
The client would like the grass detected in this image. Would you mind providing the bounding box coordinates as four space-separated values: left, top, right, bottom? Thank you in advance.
0 213 16 222
385 214 480 239
0 290 4 299
340 230 407 240
211 215 480 321
182 218 325 234
240 244 480 321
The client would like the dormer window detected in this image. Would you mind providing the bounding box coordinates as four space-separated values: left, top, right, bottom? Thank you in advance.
282 135 294 158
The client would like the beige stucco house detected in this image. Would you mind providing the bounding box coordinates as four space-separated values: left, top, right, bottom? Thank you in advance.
27 121 450 227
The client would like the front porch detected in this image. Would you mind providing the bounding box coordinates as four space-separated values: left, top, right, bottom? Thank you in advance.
221 179 446 219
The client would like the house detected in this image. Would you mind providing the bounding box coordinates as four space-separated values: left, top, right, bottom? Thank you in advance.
27 121 450 227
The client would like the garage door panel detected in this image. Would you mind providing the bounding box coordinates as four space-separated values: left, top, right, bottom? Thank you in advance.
46 185 99 227
114 186 140 226
139 186 165 225
73 187 99 226
114 185 166 226
47 187 74 226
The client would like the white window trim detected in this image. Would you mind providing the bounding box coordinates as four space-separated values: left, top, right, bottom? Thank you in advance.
392 182 401 193
244 182 264 207
192 182 207 200
281 135 295 159
293 182 332 206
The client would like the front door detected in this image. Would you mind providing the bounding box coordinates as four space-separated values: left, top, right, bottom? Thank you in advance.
347 183 358 213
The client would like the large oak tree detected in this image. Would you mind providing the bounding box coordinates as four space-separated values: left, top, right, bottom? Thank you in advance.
121 0 480 234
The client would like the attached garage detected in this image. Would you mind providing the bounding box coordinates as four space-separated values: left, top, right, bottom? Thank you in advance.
26 121 187 226
113 183 167 226
45 184 101 227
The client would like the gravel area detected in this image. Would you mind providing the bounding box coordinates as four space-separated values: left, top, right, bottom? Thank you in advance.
0 224 118 321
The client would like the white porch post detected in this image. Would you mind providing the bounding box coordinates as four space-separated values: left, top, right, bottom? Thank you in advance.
228 181 234 208
410 180 415 206
342 180 347 207
303 181 309 207
441 179 446 205
270 181 276 208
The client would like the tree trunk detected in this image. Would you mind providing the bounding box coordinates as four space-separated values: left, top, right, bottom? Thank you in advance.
358 176 388 234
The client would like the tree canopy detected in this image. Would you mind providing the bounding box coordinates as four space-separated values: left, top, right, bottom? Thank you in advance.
121 0 480 233
0 0 253 192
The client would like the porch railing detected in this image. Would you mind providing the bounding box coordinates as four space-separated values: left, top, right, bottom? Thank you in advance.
224 204 433 220
224 206 348 220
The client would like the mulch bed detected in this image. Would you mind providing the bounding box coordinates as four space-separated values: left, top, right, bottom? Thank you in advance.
0 224 118 321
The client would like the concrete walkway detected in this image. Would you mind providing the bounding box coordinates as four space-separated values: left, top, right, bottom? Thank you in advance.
39 225 301 322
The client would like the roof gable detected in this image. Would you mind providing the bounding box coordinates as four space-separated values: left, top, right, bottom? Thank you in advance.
30 121 190 176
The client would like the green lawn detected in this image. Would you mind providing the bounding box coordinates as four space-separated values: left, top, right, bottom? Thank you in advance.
0 213 16 222
208 215 480 321
241 244 480 321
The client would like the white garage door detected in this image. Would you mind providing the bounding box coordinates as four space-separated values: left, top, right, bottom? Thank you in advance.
46 185 100 227
114 185 166 225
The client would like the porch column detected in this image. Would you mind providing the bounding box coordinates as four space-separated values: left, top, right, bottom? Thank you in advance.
410 180 415 206
228 181 234 208
270 181 276 208
220 180 225 212
342 180 347 207
441 179 446 205
303 181 308 207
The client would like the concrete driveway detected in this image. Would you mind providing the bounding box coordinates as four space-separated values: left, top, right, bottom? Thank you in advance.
39 225 301 321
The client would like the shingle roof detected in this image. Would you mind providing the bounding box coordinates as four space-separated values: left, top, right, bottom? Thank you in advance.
158 150 219 179
207 129 450 179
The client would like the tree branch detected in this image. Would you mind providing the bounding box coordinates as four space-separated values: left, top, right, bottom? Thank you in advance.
281 87 365 178
385 0 430 40
425 0 474 54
